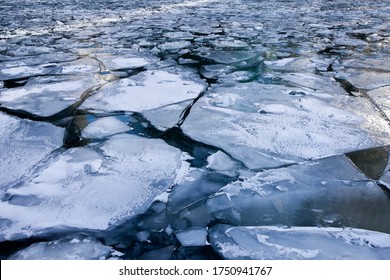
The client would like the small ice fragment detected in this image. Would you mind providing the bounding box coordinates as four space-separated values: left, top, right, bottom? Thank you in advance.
175 227 208 247
82 117 132 138
275 185 288 192
206 151 235 171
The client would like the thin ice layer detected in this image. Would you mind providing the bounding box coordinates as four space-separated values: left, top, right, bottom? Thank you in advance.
81 69 206 113
210 225 390 260
182 82 390 169
0 112 64 190
0 134 186 241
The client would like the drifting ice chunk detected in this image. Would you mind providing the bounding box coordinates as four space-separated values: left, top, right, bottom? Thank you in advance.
0 112 64 190
198 51 259 65
0 76 102 117
159 41 191 51
181 82 390 169
214 155 390 232
10 234 114 260
175 227 208 247
279 73 347 95
199 64 236 79
56 58 100 75
167 169 232 213
0 64 60 81
81 116 132 138
95 55 150 71
339 58 390 90
209 225 390 260
82 69 205 113
0 134 186 240
142 100 193 131
367 86 390 120
0 52 78 80
338 71 390 91
206 151 236 171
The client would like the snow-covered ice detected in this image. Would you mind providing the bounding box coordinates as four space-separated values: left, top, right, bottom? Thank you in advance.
0 76 102 117
209 154 390 232
0 112 64 190
81 116 132 138
1 0 390 260
0 134 187 241
10 234 115 260
182 82 390 169
210 225 390 260
81 69 206 113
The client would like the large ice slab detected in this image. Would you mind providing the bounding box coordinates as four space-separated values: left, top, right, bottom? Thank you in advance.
0 76 102 117
367 86 390 120
338 58 390 90
182 82 390 169
10 234 115 260
81 69 206 113
210 154 390 233
94 55 150 71
0 134 187 241
0 112 64 190
0 52 79 80
209 225 390 260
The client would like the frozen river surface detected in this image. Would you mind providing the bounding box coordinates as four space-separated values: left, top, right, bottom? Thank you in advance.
1 0 390 259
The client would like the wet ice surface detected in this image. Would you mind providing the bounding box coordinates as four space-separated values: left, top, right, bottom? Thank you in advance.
0 112 64 190
9 233 118 260
0 134 187 241
1 0 390 259
210 225 390 260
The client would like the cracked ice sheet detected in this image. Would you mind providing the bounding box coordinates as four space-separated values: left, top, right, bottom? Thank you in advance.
209 224 390 260
0 76 102 117
0 112 64 190
211 155 390 233
0 52 79 80
0 134 188 241
181 82 390 169
142 100 193 131
81 68 206 113
367 86 390 120
337 58 390 90
10 234 115 260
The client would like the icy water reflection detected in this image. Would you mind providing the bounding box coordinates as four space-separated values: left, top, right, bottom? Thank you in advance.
1 0 390 259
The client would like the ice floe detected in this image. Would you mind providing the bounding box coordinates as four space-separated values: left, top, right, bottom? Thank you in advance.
81 69 206 113
81 116 132 138
210 154 390 232
175 227 208 247
10 234 115 260
210 225 390 259
182 82 390 169
0 76 102 117
0 112 64 190
0 134 187 241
